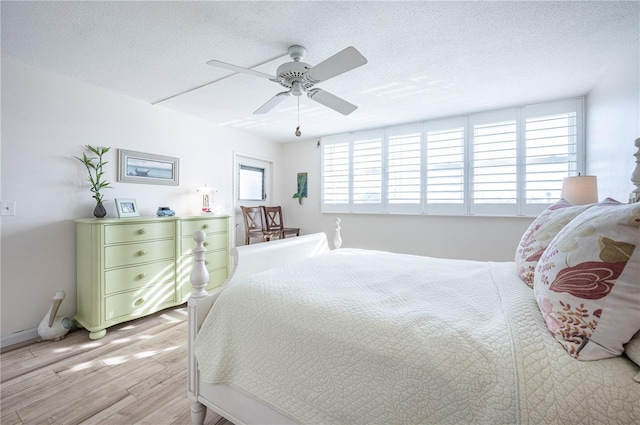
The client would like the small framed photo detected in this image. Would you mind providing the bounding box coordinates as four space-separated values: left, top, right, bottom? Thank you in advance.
115 198 139 218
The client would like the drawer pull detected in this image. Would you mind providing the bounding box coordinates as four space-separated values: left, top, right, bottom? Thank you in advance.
203 241 209 247
138 273 148 279
134 298 146 306
138 229 147 235
205 260 210 265
138 250 148 256
202 224 209 229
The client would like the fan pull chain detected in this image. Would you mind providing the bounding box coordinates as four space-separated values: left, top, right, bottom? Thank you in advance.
295 96 301 137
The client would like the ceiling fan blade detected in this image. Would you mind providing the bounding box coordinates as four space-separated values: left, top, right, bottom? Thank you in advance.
307 89 357 115
253 91 291 114
206 59 276 80
306 46 368 83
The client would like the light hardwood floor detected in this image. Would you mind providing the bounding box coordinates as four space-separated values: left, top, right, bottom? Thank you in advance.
1 306 231 425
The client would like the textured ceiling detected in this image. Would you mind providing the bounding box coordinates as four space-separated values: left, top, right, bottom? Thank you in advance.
2 1 639 143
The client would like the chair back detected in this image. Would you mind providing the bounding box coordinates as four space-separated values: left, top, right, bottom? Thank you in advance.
263 206 284 232
241 206 265 231
240 206 268 244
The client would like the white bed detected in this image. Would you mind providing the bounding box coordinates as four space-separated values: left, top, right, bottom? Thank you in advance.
187 140 640 424
187 238 639 424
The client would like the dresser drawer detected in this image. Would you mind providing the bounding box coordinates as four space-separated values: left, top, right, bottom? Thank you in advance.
181 218 227 236
104 259 175 295
180 233 228 256
105 240 175 269
105 281 175 322
105 222 174 244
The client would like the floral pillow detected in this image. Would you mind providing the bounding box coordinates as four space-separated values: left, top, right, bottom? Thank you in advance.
624 331 640 367
534 198 640 360
515 199 592 288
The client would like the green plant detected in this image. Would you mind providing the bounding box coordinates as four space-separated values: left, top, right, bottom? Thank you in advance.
74 145 112 203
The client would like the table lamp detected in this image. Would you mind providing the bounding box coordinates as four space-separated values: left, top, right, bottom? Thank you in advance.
561 174 598 205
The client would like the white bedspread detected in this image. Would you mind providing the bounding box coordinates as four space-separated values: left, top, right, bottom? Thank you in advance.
194 249 639 424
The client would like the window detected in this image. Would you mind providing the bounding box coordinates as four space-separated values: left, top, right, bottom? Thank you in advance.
322 138 350 207
522 102 578 215
469 110 518 215
353 136 382 206
321 98 583 216
424 118 466 215
238 165 265 201
388 127 421 207
236 154 271 204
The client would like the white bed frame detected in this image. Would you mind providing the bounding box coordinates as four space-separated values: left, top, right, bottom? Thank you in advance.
187 140 640 425
187 231 334 425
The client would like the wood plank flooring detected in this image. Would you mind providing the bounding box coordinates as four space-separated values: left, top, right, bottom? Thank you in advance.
1 306 232 425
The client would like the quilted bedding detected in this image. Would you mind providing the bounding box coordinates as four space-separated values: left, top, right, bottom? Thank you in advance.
194 249 640 424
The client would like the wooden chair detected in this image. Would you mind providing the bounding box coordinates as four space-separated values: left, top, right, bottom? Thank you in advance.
262 206 300 240
240 206 278 245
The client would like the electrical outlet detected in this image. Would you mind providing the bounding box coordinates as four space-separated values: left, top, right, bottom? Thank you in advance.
0 201 16 216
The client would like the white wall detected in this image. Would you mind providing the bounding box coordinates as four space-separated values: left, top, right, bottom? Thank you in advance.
0 59 282 342
280 139 532 262
586 39 640 200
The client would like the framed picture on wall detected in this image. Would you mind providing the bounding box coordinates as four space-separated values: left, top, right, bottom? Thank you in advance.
115 198 139 218
118 149 179 186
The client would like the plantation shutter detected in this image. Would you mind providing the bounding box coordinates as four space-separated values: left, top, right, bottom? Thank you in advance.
424 117 466 215
521 99 582 215
352 131 383 212
387 123 422 213
470 109 518 215
321 135 350 212
321 98 584 216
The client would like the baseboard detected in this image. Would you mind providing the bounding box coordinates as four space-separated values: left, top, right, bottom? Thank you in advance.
1 327 38 349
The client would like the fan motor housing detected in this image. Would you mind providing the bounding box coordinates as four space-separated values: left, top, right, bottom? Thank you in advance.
276 61 315 91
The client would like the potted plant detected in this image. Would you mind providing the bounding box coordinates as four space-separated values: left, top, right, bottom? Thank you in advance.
75 145 112 218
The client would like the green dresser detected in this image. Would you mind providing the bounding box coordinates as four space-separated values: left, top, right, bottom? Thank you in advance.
75 215 230 339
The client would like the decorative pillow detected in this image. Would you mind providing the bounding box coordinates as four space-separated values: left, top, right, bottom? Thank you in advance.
516 199 593 288
534 198 640 360
624 331 640 367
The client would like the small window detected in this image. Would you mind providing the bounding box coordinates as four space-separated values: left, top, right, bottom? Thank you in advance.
238 165 265 201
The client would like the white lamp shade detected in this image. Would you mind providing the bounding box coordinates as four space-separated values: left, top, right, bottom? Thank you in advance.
561 175 598 205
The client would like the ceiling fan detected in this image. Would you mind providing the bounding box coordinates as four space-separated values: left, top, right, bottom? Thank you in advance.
206 45 368 116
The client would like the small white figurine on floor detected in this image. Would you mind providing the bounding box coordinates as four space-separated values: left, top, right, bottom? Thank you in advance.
38 290 74 341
